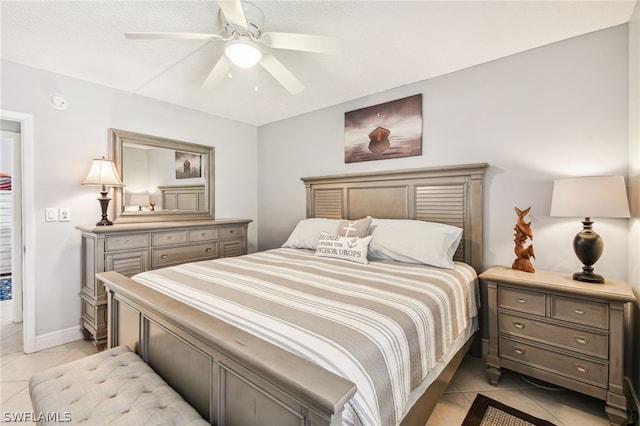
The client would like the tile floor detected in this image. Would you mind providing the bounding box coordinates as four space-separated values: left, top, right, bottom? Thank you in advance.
1 299 610 426
426 354 610 426
1 300 99 425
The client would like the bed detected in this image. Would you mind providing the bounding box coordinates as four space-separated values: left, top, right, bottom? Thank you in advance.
98 163 488 426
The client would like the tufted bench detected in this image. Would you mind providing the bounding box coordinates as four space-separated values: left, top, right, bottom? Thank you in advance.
29 345 209 425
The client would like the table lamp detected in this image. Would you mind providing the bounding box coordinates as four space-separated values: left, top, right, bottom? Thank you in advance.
550 175 630 283
82 157 124 226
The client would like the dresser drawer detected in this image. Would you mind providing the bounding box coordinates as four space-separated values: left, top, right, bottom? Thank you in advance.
152 230 188 246
189 227 219 242
220 226 244 239
105 234 149 251
498 336 608 388
551 295 609 329
499 312 608 359
152 243 218 268
498 287 546 316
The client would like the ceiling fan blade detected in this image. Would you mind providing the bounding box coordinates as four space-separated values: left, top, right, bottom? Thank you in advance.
125 32 222 41
217 0 248 30
261 32 341 55
259 54 304 95
202 56 231 90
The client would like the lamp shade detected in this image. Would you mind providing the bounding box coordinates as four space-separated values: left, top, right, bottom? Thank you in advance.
82 158 124 187
550 176 630 219
129 192 150 208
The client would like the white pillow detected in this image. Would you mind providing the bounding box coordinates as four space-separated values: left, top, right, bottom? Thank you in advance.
282 218 340 250
368 218 463 269
315 232 372 264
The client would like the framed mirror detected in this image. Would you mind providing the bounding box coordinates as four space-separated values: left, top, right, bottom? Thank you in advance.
110 129 215 223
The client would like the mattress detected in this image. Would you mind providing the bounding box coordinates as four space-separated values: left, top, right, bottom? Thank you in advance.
132 247 479 426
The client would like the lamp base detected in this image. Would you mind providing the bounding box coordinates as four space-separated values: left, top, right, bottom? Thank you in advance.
572 218 604 284
95 218 113 227
572 270 604 284
96 191 114 226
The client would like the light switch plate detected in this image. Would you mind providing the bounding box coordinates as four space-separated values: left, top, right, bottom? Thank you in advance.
59 208 71 222
45 208 58 222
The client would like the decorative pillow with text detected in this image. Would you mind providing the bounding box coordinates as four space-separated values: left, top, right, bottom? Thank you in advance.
315 232 372 264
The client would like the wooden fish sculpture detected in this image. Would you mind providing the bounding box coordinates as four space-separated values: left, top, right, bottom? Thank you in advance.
512 207 535 273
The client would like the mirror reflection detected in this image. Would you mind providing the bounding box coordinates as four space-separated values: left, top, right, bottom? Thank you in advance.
110 129 215 223
122 143 206 212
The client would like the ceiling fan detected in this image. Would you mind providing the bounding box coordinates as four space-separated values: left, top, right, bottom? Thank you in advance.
125 0 341 95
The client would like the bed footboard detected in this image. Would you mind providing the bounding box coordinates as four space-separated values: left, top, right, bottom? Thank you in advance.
98 271 356 426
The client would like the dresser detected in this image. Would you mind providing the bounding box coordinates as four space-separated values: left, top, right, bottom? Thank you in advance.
480 266 636 425
77 219 251 350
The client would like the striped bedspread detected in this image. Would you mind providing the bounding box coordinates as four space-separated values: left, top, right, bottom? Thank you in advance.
131 248 479 426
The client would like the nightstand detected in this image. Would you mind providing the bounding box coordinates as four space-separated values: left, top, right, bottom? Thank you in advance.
480 266 636 426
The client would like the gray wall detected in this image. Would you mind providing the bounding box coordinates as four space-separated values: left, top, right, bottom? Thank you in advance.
627 2 640 398
1 60 258 341
258 25 631 281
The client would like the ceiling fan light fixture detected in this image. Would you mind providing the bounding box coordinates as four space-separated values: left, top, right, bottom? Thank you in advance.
225 38 262 68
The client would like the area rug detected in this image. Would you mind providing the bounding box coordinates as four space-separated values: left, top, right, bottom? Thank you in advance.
0 277 12 301
461 394 556 426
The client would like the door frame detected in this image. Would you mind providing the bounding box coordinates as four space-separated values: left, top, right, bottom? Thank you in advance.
1 110 35 353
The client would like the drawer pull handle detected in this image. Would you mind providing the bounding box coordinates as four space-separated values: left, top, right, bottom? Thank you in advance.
229 230 235 234
574 307 585 315
574 335 589 345
513 322 525 330
574 363 589 374
201 232 206 237
517 298 527 304
513 347 525 355
205 248 212 253
161 254 168 259
167 236 173 240
124 240 132 244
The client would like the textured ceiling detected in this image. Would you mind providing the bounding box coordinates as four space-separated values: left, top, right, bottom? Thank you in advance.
1 1 637 126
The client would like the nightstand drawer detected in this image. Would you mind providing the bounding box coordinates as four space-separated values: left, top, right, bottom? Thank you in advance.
498 287 546 316
499 312 608 359
551 295 609 329
105 234 149 251
152 243 218 268
499 336 608 388
152 230 188 246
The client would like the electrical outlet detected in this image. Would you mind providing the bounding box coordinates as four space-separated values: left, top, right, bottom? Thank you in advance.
59 208 71 222
45 208 58 222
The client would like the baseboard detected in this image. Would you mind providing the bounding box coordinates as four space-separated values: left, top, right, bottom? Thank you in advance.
32 326 84 353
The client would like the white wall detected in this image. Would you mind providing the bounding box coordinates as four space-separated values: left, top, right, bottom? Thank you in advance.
258 26 630 282
629 1 640 301
1 60 258 343
627 1 640 396
0 136 10 173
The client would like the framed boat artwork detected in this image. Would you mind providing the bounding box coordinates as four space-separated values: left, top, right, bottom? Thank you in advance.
344 94 422 163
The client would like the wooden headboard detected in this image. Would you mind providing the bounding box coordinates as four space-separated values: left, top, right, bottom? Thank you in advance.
301 163 488 272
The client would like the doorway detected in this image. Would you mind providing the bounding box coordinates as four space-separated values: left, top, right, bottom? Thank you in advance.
0 111 35 353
